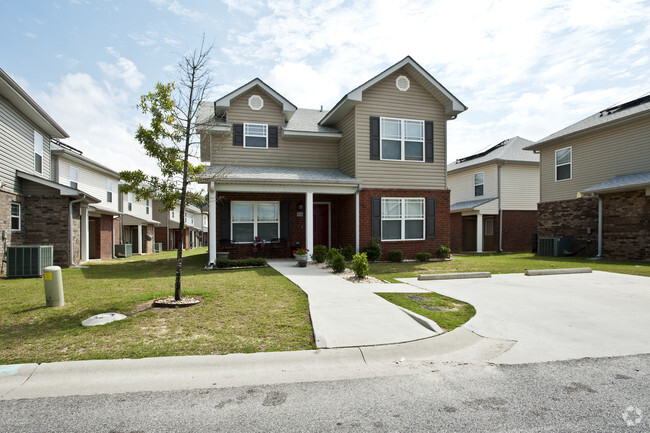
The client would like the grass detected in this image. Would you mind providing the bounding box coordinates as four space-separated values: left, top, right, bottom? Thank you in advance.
370 253 650 283
0 249 315 365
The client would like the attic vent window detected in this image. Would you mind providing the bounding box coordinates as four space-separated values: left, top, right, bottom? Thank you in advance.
396 75 410 92
248 95 264 111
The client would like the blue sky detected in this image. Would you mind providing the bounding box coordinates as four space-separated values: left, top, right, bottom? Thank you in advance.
1 0 649 177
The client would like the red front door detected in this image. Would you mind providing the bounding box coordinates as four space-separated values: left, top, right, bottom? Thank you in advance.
313 203 330 248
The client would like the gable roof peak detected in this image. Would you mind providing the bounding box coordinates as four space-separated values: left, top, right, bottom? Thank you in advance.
213 77 297 121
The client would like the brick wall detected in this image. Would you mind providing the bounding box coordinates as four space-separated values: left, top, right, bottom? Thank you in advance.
450 212 462 252
501 210 537 252
155 227 169 250
537 196 599 257
601 190 649 260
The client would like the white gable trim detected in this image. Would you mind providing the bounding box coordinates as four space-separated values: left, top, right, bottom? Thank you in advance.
214 78 297 120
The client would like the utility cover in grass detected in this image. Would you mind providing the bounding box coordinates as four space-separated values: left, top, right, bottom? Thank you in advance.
82 313 127 327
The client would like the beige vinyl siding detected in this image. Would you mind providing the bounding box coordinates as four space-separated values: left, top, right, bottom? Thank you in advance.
500 164 539 210
0 96 51 193
57 156 120 213
336 110 356 177
540 117 650 202
354 70 447 189
475 199 499 214
448 164 499 204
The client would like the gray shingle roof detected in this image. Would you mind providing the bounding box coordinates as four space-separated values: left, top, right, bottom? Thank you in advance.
450 197 497 212
581 171 650 194
200 165 361 185
447 136 537 173
285 109 339 133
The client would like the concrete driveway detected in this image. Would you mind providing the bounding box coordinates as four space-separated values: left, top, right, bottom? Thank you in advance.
402 271 650 364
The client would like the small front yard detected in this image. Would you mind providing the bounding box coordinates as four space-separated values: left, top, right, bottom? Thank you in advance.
0 250 315 365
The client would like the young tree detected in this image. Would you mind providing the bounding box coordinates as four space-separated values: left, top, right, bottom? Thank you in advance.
120 39 213 301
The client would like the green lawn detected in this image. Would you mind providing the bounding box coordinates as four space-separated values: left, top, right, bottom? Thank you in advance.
0 250 315 365
370 253 650 283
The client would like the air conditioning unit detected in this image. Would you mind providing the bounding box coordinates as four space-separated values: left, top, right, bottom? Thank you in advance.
538 237 572 256
114 244 132 258
7 245 54 278
154 243 163 253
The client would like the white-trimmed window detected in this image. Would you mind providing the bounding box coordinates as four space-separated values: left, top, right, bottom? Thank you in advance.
380 117 424 162
231 201 279 243
69 166 79 189
555 147 572 181
203 215 208 226
474 172 484 197
145 199 150 215
381 198 425 241
106 179 113 203
11 203 20 231
171 210 175 219
34 131 43 174
127 193 134 211
244 123 268 148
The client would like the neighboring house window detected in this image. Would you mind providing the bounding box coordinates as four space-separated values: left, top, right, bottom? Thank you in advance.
191 214 194 224
203 215 208 226
34 131 43 174
171 210 175 219
11 203 20 231
231 201 279 243
244 123 268 148
380 117 424 162
69 166 79 189
184 212 188 223
145 199 150 215
106 180 113 203
555 147 572 181
485 218 494 236
381 198 425 241
127 193 133 211
474 172 484 197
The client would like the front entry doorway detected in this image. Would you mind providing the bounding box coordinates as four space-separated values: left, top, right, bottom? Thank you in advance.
313 203 330 248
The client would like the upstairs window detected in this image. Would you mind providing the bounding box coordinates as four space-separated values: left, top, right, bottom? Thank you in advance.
11 203 20 231
380 118 424 162
34 131 43 174
244 123 268 148
106 180 113 203
555 147 572 181
381 198 425 241
474 172 484 197
171 210 175 219
127 193 134 211
145 199 150 215
69 166 79 189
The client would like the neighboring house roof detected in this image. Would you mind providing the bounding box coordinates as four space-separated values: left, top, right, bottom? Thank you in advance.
213 78 297 121
0 67 68 138
526 94 650 150
447 136 537 173
16 170 100 203
51 140 120 177
320 56 467 126
450 197 497 212
581 171 650 195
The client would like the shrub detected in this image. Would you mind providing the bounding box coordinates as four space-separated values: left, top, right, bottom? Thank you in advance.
364 237 382 262
312 245 328 263
330 252 347 273
389 250 403 262
415 252 432 262
351 252 369 278
436 244 451 259
213 258 267 268
341 245 355 262
326 247 339 263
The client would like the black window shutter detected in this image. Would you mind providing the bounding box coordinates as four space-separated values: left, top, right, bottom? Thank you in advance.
426 197 436 239
425 121 434 163
280 200 290 239
370 117 380 160
233 124 243 146
269 126 278 148
220 201 231 239
371 197 381 238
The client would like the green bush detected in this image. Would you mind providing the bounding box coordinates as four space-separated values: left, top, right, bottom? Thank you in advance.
364 237 382 262
416 252 432 262
213 258 267 268
352 252 369 278
312 245 328 263
330 252 347 273
436 244 451 259
389 250 403 262
341 245 355 262
326 247 339 263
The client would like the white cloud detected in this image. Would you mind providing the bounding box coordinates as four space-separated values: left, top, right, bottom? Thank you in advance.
98 47 145 91
148 0 204 21
222 0 266 15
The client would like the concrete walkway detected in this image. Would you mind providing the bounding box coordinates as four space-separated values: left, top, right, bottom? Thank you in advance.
268 260 442 348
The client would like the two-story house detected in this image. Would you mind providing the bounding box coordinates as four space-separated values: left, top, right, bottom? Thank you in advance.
153 201 204 250
524 94 650 260
1 67 100 269
197 57 467 262
118 186 159 255
447 137 539 252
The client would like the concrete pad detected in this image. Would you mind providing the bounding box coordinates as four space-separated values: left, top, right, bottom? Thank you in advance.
401 271 650 364
81 313 127 327
419 272 491 280
0 364 39 397
525 267 592 276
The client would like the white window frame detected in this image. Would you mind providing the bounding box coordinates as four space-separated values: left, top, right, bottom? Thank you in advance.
171 210 175 219
145 199 150 215
11 203 21 231
555 147 572 181
380 197 425 241
106 179 113 203
379 117 425 162
34 131 43 174
231 201 280 243
243 123 268 148
127 193 134 211
474 172 484 197
69 166 79 189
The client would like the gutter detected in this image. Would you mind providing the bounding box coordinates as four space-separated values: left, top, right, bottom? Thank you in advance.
69 195 85 266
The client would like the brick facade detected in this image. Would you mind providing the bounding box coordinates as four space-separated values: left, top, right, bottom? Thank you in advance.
601 190 649 260
450 212 462 252
501 210 537 252
537 196 599 257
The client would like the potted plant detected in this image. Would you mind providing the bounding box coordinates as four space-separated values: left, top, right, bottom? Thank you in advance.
293 246 309 267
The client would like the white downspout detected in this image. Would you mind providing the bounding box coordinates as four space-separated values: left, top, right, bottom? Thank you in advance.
69 196 85 266
597 195 603 258
355 189 360 253
498 163 503 252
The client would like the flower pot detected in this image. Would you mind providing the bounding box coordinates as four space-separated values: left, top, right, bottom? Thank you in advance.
296 255 308 267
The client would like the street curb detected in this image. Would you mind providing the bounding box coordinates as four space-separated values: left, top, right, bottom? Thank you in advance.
525 268 592 276
418 272 491 280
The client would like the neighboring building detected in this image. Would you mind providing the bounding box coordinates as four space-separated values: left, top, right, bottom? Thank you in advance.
525 94 650 260
201 205 209 246
118 187 159 255
1 67 99 269
447 137 539 252
153 201 204 250
198 56 467 262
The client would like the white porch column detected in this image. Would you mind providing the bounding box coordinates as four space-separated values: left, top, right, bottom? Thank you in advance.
305 192 314 259
355 191 360 253
209 185 217 264
137 224 143 255
476 214 484 253
80 206 89 263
